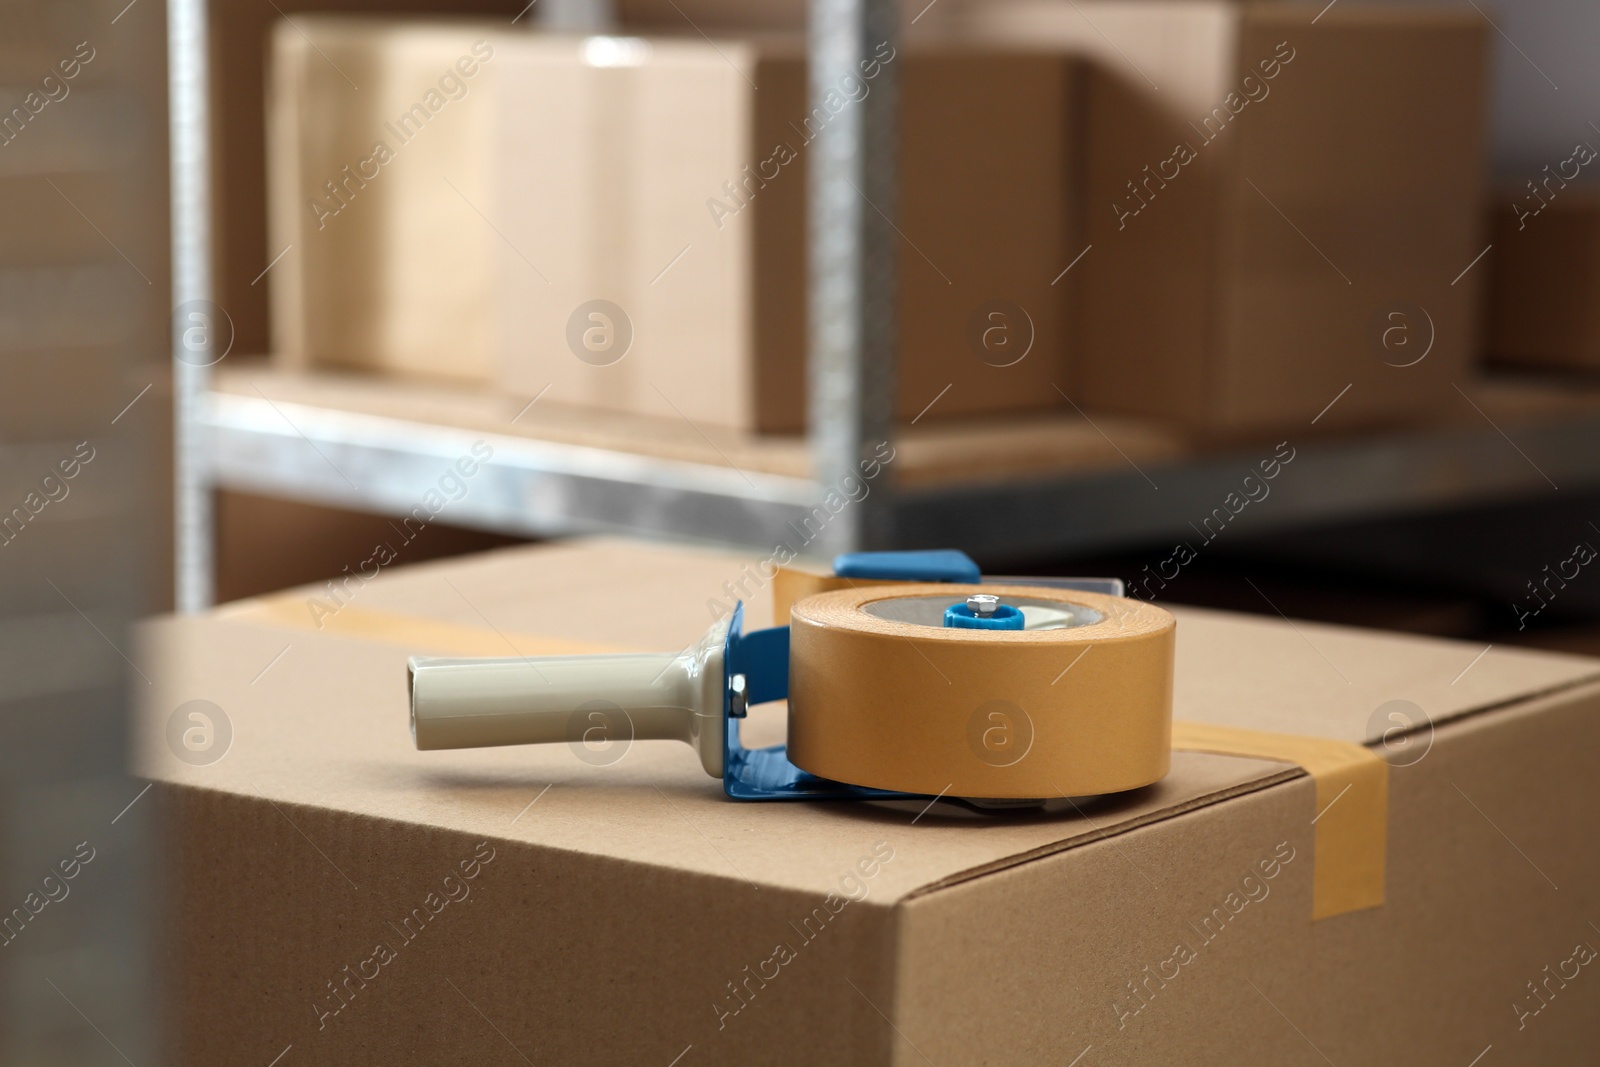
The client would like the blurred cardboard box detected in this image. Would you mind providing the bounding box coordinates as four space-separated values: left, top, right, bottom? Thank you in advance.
269 20 1073 429
1487 184 1600 372
268 18 505 382
140 538 1600 1063
235 0 944 358
962 1 1489 431
492 36 1073 432
214 0 525 360
214 489 525 604
614 0 959 34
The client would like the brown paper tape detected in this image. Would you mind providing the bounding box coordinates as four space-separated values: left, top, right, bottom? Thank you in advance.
220 593 617 657
773 565 903 625
788 583 1177 798
1171 721 1387 920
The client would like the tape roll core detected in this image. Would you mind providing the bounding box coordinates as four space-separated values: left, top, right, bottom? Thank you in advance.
787 584 1176 798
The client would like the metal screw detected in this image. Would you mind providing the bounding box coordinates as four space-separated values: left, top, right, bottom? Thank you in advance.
967 594 1000 618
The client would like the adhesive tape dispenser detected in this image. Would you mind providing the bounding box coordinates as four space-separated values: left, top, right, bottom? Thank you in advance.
409 550 1176 802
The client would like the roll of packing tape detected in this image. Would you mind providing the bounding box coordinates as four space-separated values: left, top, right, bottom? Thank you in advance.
788 584 1175 799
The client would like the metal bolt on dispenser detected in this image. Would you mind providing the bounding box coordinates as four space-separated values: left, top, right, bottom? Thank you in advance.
967 594 1000 617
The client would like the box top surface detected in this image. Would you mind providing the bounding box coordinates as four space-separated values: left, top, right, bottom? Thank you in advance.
135 539 1600 903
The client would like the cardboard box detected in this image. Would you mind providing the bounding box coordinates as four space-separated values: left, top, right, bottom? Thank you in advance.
214 489 526 604
492 37 1073 432
214 0 530 360
1487 185 1600 372
268 18 507 382
139 539 1600 1063
962 1 1490 431
614 0 961 35
270 24 1073 429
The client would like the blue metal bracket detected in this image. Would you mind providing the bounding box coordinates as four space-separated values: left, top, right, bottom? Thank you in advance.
722 603 910 800
833 548 981 583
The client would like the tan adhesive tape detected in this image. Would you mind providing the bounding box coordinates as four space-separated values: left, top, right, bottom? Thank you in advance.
773 566 902 625
221 594 617 657
787 583 1176 799
1170 721 1388 920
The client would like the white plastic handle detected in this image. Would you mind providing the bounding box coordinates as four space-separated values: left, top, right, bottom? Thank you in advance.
408 618 729 777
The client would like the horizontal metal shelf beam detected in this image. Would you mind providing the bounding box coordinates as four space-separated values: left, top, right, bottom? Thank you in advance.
893 413 1600 561
204 389 1600 562
202 391 824 548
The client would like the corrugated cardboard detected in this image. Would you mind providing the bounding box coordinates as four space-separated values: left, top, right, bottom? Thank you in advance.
270 21 1072 429
268 18 505 382
224 1 962 360
491 36 1073 431
614 0 961 35
213 0 526 359
493 36 1073 431
962 1 1490 432
137 538 1600 1063
1487 184 1600 372
213 489 524 604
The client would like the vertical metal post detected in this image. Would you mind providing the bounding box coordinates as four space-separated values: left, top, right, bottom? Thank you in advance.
808 0 898 552
169 0 214 611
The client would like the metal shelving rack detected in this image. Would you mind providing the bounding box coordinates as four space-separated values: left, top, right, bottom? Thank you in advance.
168 0 1600 612
170 0 214 613
201 382 1600 560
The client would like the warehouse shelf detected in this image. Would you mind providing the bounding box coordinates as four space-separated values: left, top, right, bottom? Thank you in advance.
169 0 1600 603
205 364 1600 561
